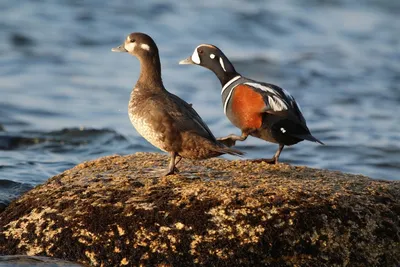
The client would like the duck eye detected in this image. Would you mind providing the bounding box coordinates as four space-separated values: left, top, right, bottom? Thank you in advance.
198 49 204 54
130 39 135 43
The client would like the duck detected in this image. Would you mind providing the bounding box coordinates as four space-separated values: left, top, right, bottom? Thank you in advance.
179 44 323 164
112 33 243 175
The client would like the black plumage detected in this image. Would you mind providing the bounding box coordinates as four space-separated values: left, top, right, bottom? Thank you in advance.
180 44 323 164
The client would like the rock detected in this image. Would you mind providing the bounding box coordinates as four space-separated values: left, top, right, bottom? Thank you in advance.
0 255 84 266
0 152 399 267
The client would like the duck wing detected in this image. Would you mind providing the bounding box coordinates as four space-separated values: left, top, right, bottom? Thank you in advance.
163 92 218 142
242 80 323 144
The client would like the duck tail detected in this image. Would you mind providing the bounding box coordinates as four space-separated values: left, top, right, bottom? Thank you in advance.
293 133 324 145
216 145 245 157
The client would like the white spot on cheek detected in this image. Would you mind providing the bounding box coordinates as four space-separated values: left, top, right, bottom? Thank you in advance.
210 53 215 59
140 43 150 51
125 42 136 52
219 57 226 71
191 49 201 64
280 128 286 133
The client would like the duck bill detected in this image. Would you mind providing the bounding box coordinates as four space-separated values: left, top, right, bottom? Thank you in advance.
179 57 195 65
111 44 127 52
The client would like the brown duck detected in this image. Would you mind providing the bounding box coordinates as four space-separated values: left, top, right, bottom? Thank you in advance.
112 33 243 175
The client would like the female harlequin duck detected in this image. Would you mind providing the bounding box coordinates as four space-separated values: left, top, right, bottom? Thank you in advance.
112 33 243 176
180 44 323 164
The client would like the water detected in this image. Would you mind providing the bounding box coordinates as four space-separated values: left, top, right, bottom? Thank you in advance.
1 0 399 208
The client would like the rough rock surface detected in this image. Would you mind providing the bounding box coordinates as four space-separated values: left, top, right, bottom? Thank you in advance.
0 152 399 267
0 255 84 266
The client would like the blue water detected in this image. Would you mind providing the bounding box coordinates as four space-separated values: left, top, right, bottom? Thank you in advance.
1 0 399 207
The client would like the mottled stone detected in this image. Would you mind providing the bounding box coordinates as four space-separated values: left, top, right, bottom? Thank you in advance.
0 255 83 266
0 153 399 267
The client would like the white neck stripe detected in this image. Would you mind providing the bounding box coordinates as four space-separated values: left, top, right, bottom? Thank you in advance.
221 76 241 95
223 84 237 115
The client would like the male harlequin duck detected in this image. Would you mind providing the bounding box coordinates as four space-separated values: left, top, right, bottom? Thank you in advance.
112 33 243 175
179 44 323 164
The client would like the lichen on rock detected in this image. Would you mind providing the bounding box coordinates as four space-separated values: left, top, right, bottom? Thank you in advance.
0 152 399 266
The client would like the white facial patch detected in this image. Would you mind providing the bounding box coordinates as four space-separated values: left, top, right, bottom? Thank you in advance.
125 42 136 53
210 53 215 59
191 48 201 64
140 43 150 51
219 57 226 71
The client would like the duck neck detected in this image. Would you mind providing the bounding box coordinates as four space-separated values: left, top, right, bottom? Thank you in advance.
218 71 241 87
211 57 240 87
137 53 164 91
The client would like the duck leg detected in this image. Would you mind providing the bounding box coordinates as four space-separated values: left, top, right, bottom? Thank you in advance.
252 144 284 164
173 155 182 173
217 132 249 147
175 155 182 166
164 152 178 176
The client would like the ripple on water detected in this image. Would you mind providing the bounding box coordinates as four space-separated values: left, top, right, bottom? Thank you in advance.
0 127 132 205
0 179 32 212
0 127 128 150
9 32 35 47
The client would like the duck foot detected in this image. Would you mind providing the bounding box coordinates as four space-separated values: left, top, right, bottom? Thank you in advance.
163 167 180 176
217 137 237 147
217 132 249 147
251 144 285 165
163 152 181 176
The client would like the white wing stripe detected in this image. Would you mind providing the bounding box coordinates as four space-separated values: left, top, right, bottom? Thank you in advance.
244 82 279 96
223 80 293 113
270 96 288 111
245 82 290 111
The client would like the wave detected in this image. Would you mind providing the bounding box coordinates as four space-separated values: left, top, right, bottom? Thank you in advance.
0 179 32 213
0 127 128 151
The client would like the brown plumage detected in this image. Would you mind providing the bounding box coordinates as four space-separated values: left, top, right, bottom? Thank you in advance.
112 33 243 176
